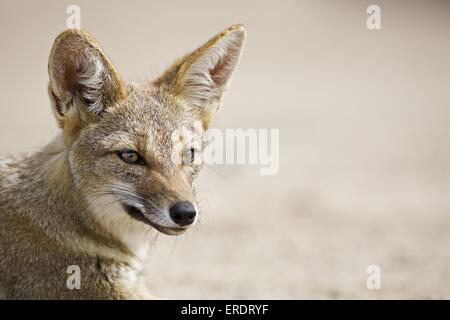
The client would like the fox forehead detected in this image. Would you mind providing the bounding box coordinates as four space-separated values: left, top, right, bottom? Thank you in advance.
93 85 185 154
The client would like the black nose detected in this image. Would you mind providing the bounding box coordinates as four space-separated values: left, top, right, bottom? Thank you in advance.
169 201 197 226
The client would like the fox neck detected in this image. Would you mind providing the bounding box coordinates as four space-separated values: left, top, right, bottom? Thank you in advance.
26 134 151 268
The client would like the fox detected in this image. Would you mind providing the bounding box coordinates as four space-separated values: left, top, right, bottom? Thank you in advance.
0 24 246 299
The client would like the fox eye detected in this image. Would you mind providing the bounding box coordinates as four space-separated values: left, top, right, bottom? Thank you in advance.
117 150 145 165
183 148 195 164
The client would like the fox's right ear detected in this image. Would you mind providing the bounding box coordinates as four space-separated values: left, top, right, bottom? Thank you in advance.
48 29 126 133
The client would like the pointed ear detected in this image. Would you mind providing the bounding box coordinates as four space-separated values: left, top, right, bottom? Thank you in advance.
156 24 246 128
48 29 126 130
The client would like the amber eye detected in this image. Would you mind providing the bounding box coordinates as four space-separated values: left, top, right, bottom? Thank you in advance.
117 150 145 165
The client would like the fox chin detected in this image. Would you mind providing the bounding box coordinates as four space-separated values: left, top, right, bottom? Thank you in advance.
0 25 246 299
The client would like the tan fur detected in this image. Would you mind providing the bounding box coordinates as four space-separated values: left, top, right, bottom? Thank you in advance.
0 25 246 299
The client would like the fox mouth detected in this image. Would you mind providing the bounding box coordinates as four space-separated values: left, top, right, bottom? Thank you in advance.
122 204 186 236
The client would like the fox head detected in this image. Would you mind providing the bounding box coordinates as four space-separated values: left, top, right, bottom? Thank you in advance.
47 25 246 243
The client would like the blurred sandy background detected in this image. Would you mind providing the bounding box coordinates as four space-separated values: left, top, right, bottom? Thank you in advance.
1 0 450 298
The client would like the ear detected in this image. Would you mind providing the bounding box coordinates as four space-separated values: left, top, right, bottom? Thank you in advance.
156 24 246 128
48 29 126 130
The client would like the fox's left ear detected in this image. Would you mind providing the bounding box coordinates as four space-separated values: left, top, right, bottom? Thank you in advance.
156 24 246 128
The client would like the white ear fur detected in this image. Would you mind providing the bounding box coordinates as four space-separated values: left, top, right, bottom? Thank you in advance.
76 57 105 114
